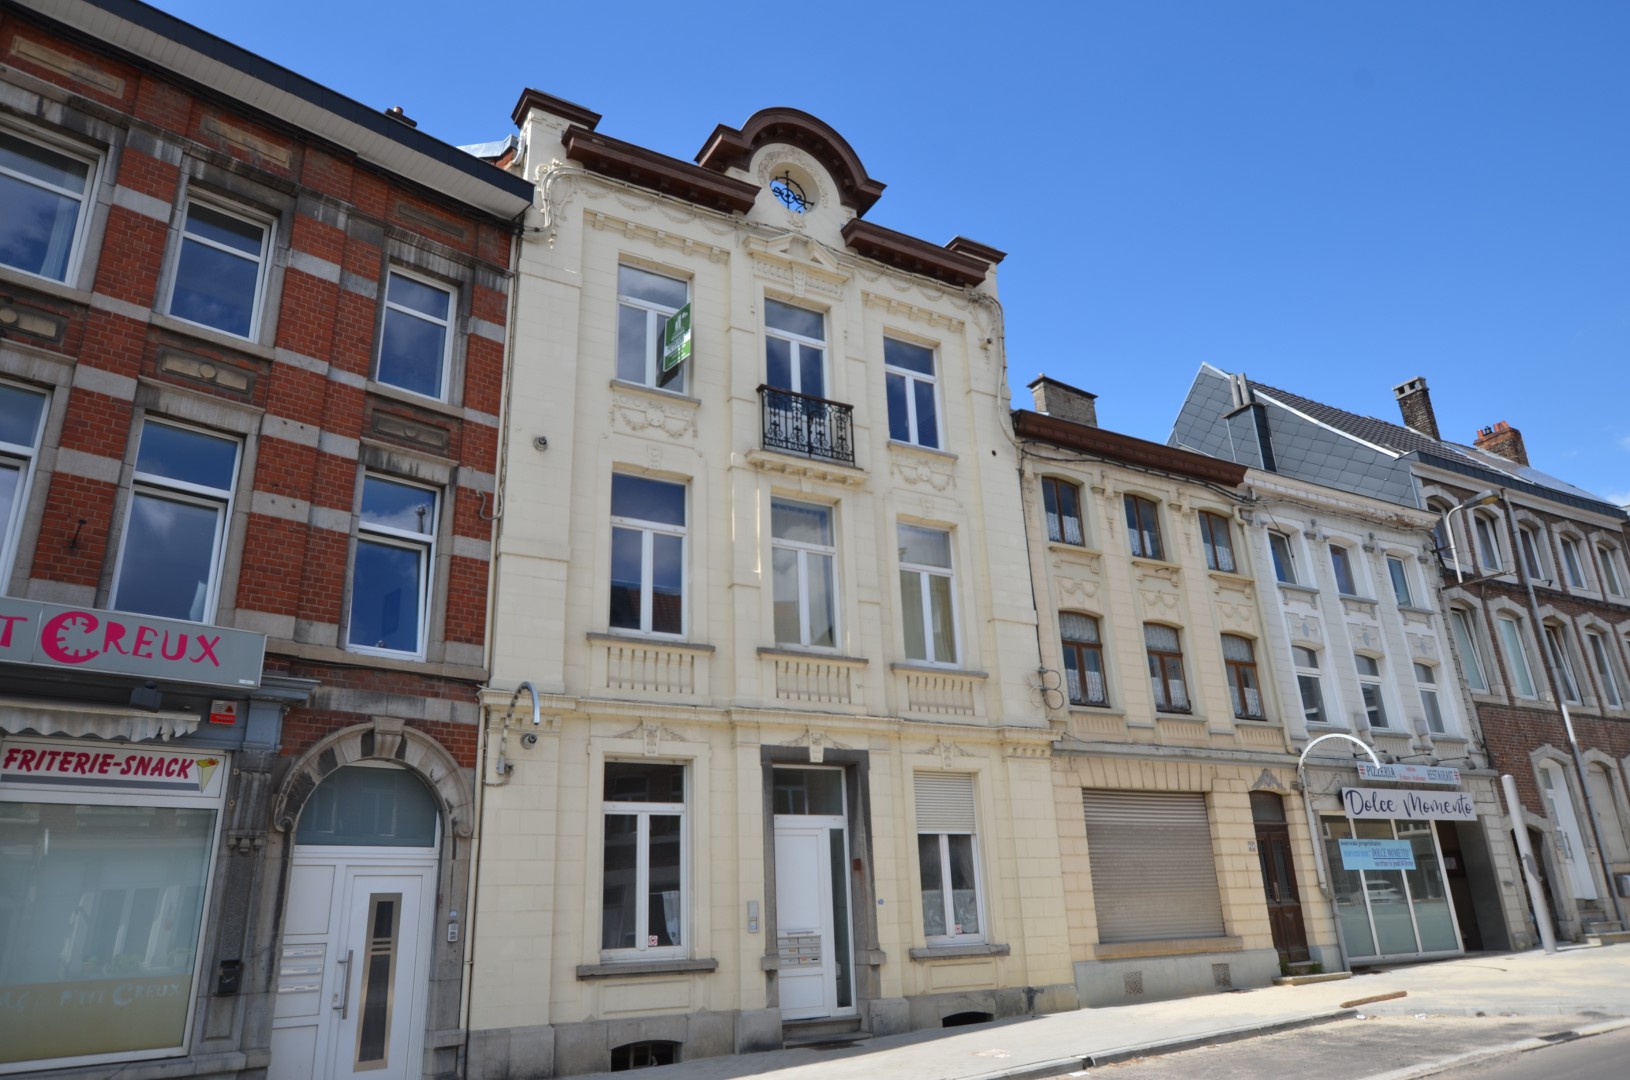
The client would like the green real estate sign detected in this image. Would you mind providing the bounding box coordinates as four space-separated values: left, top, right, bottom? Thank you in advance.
659 302 691 386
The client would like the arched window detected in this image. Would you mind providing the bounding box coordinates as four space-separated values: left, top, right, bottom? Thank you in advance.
295 765 439 847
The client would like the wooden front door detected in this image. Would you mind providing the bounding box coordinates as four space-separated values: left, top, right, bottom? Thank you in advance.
1251 792 1309 965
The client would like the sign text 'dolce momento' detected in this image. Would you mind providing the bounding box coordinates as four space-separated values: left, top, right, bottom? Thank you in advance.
1342 787 1476 821
0 598 264 689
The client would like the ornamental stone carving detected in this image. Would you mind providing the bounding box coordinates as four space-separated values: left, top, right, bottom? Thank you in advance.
610 390 698 440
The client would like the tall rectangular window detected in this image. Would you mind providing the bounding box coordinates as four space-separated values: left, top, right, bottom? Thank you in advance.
1356 655 1389 728
914 773 983 943
617 265 689 391
1269 532 1298 584
1330 544 1358 595
1124 495 1164 560
1587 630 1623 709
1060 612 1108 706
166 200 270 339
771 499 836 649
1415 663 1446 734
610 474 686 636
884 338 939 449
1473 514 1502 571
1545 625 1582 704
1222 634 1263 718
765 299 825 397
375 270 454 400
1387 556 1413 606
1293 647 1326 724
1042 478 1084 545
1560 536 1586 588
898 524 957 665
1199 511 1235 572
1497 615 1538 698
1598 544 1625 598
347 475 438 656
0 128 94 282
111 420 240 623
0 382 47 590
1450 609 1489 693
1519 526 1546 580
1145 624 1189 712
602 761 685 956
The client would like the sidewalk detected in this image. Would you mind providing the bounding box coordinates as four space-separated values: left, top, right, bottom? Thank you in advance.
570 944 1630 1080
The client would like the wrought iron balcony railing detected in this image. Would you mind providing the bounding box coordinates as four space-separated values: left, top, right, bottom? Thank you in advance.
758 385 855 466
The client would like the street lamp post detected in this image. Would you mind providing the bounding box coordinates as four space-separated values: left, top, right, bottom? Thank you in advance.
1439 488 1502 584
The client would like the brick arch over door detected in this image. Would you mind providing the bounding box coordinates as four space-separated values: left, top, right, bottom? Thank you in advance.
270 718 474 839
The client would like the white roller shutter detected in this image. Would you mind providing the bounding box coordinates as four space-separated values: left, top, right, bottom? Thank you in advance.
1082 790 1226 943
915 773 976 832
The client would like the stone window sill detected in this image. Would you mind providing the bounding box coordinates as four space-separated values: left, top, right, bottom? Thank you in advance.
576 958 718 980
908 942 1010 961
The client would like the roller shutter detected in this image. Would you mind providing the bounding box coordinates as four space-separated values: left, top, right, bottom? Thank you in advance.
1081 789 1225 943
915 773 976 831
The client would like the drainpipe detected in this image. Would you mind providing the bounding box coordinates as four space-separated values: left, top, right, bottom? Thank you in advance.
1500 493 1626 930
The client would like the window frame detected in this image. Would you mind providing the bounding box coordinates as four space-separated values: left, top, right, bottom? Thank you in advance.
770 497 839 651
1124 494 1164 561
1144 623 1190 713
898 523 959 666
345 473 440 659
1560 534 1588 589
1496 614 1539 698
1329 543 1359 596
600 760 688 961
1544 622 1583 704
1585 629 1623 710
1060 611 1109 707
1199 510 1236 573
914 773 986 946
1041 477 1085 546
1355 653 1389 728
1221 634 1264 719
162 196 274 341
609 473 688 639
0 123 100 286
883 336 940 450
1597 543 1625 598
1414 662 1447 735
1292 646 1327 725
108 417 241 625
1449 608 1491 693
1472 512 1503 572
374 266 457 402
763 297 826 397
0 380 49 593
1519 524 1548 582
616 263 690 393
1386 555 1414 607
1268 531 1299 585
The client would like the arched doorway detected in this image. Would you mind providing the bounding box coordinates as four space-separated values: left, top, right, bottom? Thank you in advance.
269 764 440 1080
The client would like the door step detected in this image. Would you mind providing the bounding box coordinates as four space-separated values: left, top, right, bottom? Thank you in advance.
783 1017 869 1050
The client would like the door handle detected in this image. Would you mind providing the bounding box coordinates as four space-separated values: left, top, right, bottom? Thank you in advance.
334 950 353 1019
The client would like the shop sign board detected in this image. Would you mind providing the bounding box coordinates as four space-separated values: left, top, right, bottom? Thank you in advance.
0 598 263 689
1 738 227 798
1357 762 1461 786
1339 838 1417 871
1342 786 1476 821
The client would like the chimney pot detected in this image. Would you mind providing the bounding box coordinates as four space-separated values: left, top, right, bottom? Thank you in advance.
1027 375 1097 428
1392 376 1440 440
1474 420 1529 466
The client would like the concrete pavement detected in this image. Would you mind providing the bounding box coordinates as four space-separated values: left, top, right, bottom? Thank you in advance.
566 943 1630 1080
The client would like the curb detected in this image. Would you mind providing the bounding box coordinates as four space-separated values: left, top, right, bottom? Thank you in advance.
1356 1015 1630 1080
974 1008 1359 1080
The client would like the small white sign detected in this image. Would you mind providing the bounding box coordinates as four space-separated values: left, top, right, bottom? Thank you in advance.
1357 762 1460 786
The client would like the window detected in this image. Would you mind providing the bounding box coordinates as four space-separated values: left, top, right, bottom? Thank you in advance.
1473 513 1502 571
347 475 438 656
1060 612 1108 706
110 420 240 623
1199 511 1236 572
166 200 270 339
1586 764 1630 865
1222 634 1263 719
1544 624 1582 704
1450 609 1490 693
617 265 689 391
1415 663 1446 735
1598 544 1625 598
1330 544 1358 595
610 474 686 636
1427 499 1453 555
601 761 685 956
884 338 939 449
765 298 825 397
1081 790 1225 943
0 382 47 590
1355 655 1389 728
1560 535 1587 588
375 269 455 400
0 128 94 282
1042 478 1084 545
771 499 836 649
1145 624 1189 712
1586 630 1623 709
1269 531 1299 584
898 524 957 665
1387 556 1413 606
1293 647 1327 724
1496 615 1538 697
1124 495 1164 560
1519 525 1547 581
914 773 983 943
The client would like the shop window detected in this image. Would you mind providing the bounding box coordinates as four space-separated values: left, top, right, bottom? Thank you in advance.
0 127 96 282
1145 624 1189 712
914 773 984 943
617 264 689 392
1450 608 1490 693
1268 531 1299 584
1355 654 1389 728
347 475 438 657
1414 663 1446 735
1042 477 1084 545
165 199 271 339
375 269 455 400
610 473 686 637
601 761 686 957
1221 634 1264 719
1123 495 1164 560
771 498 837 649
1293 646 1327 725
0 381 48 591
1081 790 1225 943
885 337 940 449
1060 612 1108 706
1199 511 1236 572
110 419 240 623
899 523 958 665
295 766 439 847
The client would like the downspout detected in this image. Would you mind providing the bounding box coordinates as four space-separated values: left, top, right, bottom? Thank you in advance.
1501 492 1626 930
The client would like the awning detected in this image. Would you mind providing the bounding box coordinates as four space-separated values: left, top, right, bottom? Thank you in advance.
0 697 201 742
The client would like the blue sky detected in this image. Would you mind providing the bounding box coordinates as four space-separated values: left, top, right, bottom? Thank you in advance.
153 0 1630 505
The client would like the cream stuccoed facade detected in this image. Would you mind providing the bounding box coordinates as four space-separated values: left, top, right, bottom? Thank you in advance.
465 93 1074 1077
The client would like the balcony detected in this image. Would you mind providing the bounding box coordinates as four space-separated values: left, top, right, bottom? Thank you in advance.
759 385 854 466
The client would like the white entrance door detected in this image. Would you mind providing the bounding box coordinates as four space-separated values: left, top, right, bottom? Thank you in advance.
270 857 436 1080
773 820 853 1020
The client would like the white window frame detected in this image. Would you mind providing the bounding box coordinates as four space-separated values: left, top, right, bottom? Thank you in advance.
600 760 688 961
609 474 687 638
770 498 838 650
1268 531 1299 585
346 474 439 659
375 267 456 401
1519 524 1549 582
1497 614 1539 698
1449 608 1491 693
1200 511 1236 573
914 772 985 946
163 197 273 341
616 264 688 392
1597 543 1625 598
884 337 940 449
1559 534 1588 589
764 298 826 396
109 418 240 624
1585 629 1623 709
1386 555 1414 607
1330 543 1359 596
0 381 49 592
0 124 99 285
1544 623 1583 704
898 523 959 666
1414 662 1447 735
1472 512 1503 572
1355 653 1389 728
1292 646 1328 726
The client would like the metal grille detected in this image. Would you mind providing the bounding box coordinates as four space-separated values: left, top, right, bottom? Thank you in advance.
759 385 854 465
1123 970 1144 996
1212 962 1233 989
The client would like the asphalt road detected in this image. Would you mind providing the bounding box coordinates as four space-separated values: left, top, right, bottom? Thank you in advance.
1424 1024 1630 1079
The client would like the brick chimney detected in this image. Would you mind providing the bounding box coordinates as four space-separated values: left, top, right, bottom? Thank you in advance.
1393 376 1439 440
1474 421 1529 466
1028 375 1097 427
